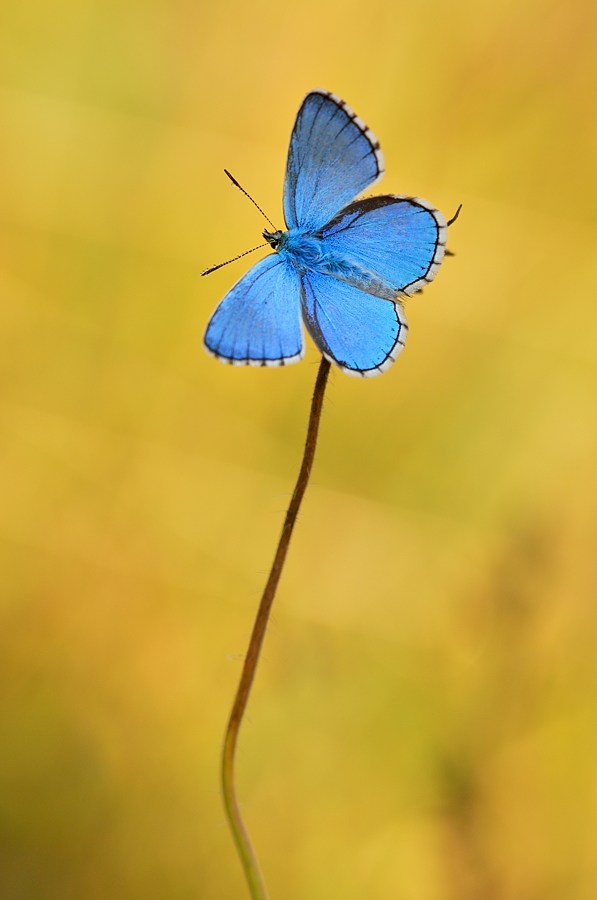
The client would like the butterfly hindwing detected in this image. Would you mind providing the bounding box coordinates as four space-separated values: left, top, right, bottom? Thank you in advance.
284 90 384 231
320 195 447 298
300 272 408 377
204 255 304 366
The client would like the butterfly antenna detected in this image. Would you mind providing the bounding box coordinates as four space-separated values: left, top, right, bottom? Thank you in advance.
447 203 462 227
443 204 463 257
201 242 267 276
224 169 277 230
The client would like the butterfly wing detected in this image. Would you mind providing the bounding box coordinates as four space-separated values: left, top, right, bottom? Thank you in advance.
297 195 446 375
300 272 408 377
320 195 447 297
204 255 304 366
284 90 384 231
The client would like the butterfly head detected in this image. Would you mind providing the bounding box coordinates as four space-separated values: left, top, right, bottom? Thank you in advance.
263 229 284 251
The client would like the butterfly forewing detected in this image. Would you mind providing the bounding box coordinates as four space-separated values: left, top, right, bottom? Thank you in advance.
284 90 384 232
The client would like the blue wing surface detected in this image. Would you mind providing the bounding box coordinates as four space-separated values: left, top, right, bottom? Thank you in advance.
204 255 304 366
300 272 408 377
284 90 384 232
320 195 447 297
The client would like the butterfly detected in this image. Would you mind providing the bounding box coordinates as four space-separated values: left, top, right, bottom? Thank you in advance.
204 89 448 377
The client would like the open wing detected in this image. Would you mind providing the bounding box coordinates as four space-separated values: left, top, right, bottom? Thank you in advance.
284 90 384 231
204 255 304 366
300 271 408 377
320 195 447 298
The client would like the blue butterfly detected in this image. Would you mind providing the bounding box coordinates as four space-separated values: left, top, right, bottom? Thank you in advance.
204 89 447 377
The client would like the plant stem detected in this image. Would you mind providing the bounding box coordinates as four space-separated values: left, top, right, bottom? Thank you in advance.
221 356 332 899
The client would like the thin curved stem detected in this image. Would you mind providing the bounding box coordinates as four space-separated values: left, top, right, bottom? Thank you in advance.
221 356 332 899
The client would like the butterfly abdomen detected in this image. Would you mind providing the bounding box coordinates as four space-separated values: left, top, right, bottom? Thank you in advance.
317 254 397 302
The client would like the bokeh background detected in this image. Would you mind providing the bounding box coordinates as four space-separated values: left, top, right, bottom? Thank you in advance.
1 0 596 898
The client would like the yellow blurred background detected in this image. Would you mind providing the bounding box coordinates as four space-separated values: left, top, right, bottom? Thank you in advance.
1 0 596 897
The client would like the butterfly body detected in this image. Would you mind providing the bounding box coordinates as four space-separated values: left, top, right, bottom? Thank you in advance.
205 89 448 377
267 226 399 302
